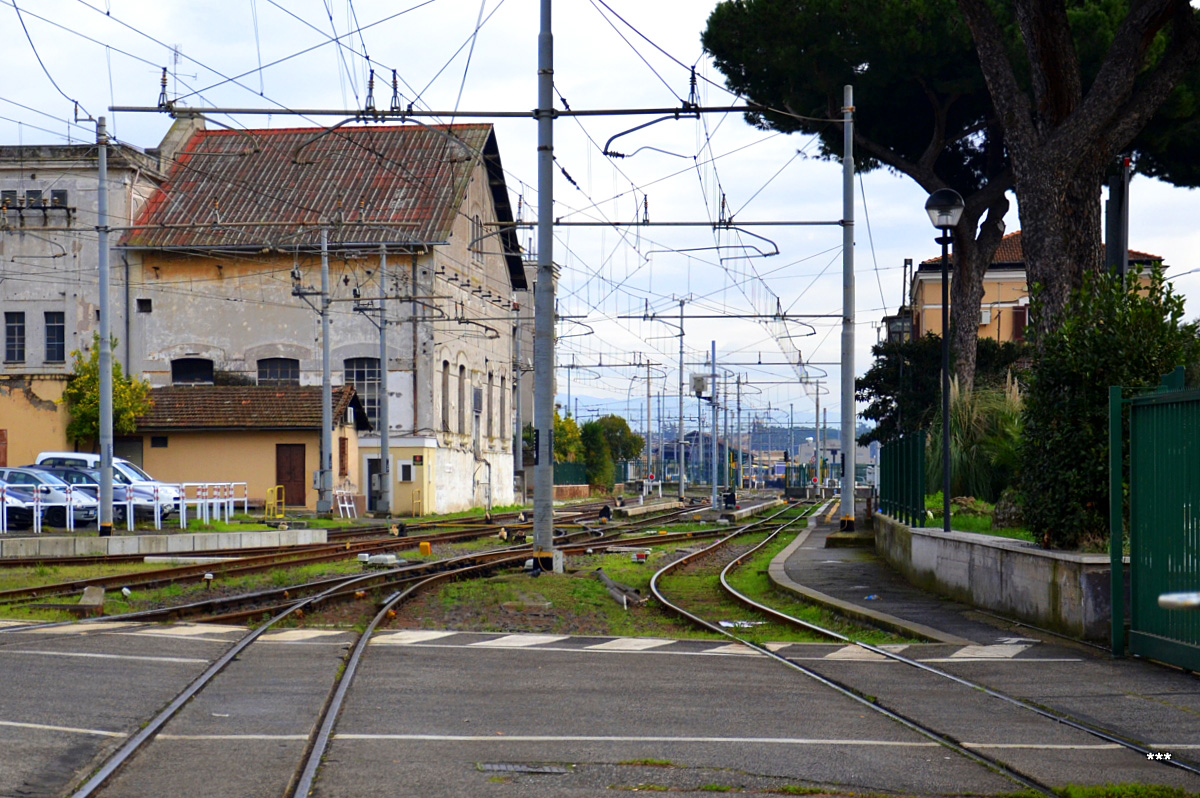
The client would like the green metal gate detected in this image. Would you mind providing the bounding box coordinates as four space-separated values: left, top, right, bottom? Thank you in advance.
1113 368 1200 669
879 431 925 528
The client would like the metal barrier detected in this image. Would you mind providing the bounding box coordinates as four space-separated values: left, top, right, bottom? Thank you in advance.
334 489 358 519
879 430 926 528
178 482 249 528
265 485 285 519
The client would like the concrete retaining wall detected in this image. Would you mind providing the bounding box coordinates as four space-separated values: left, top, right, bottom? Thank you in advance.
0 528 328 559
874 514 1124 641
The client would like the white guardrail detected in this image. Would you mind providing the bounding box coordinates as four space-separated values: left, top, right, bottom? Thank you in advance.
0 482 250 534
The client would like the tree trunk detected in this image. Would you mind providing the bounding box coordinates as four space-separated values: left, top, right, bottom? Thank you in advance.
950 195 1010 392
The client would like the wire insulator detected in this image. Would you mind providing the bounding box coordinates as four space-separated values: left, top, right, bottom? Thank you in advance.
157 66 169 109
364 69 376 114
390 70 402 113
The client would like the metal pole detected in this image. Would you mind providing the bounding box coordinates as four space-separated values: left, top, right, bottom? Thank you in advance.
96 117 113 537
940 230 952 535
840 84 857 531
532 0 556 557
710 341 719 510
789 402 794 473
677 299 685 499
318 229 332 514
378 244 391 516
736 375 742 490
646 362 652 492
513 306 522 486
815 380 821 488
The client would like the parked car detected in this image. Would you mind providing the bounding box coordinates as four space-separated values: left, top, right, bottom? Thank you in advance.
0 467 99 527
0 482 34 530
34 453 180 518
24 465 153 522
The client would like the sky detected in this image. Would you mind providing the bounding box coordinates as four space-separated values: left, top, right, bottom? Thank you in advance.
3 0 1199 440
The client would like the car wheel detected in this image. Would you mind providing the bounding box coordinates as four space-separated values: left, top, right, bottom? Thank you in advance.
46 507 67 527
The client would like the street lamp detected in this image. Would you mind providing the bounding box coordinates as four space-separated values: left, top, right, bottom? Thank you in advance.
925 188 965 535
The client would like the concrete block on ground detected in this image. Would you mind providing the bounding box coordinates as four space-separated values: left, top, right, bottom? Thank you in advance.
140 535 169 555
216 533 242 551
79 585 105 616
37 538 74 558
191 534 221 552
107 535 140 555
167 534 196 553
73 537 108 557
247 531 281 549
1 538 39 558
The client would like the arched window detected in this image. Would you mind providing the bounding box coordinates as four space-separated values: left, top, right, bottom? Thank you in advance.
344 357 380 426
257 357 299 386
441 360 451 432
458 364 467 434
171 358 213 384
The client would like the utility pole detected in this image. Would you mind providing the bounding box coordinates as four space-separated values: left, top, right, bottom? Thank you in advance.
736 375 742 490
645 361 652 492
378 244 390 516
513 304 522 486
710 341 719 510
96 117 113 537
677 299 685 499
839 84 857 531
532 0 556 561
319 229 332 514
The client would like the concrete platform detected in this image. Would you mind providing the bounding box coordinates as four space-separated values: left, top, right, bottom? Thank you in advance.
0 527 328 558
612 499 684 519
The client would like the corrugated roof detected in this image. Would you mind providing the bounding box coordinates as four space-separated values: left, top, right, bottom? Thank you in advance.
920 230 1161 267
119 123 525 288
137 385 363 430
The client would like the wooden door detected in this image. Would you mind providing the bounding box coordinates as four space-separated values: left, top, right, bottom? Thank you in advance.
275 444 306 507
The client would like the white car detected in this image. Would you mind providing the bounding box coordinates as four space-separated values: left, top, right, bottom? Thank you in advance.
34 453 181 518
0 467 99 526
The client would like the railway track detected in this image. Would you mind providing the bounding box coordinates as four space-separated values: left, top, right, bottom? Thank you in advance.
649 503 1200 794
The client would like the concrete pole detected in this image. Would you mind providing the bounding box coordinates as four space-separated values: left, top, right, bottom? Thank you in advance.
96 117 113 536
378 244 391 516
513 305 522 485
318 229 332 514
814 380 821 486
645 362 651 491
677 299 685 499
532 0 555 556
840 84 857 530
736 375 742 490
789 402 794 470
710 341 718 509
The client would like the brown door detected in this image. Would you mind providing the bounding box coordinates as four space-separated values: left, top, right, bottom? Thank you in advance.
276 444 306 507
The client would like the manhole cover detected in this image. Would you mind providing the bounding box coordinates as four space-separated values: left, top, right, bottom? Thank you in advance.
479 763 571 774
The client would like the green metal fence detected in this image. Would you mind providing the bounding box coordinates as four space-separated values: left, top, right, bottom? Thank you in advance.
553 462 588 485
1113 368 1200 669
879 431 925 528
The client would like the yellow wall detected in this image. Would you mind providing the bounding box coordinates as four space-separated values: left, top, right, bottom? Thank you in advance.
912 273 1029 343
0 376 70 466
138 425 361 511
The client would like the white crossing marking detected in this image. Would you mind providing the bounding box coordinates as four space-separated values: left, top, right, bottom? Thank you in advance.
333 733 939 747
27 622 141 634
0 621 30 628
824 645 889 661
129 624 245 637
949 644 1030 659
964 743 1122 750
157 734 310 741
0 719 123 737
586 638 675 652
259 629 348 642
1 650 208 664
470 634 569 648
700 643 760 656
372 630 458 645
763 642 792 652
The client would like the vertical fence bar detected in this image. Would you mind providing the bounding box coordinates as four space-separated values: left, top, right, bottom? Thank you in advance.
1109 385 1125 656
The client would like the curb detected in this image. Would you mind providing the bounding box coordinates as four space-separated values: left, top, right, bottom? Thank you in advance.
768 504 971 645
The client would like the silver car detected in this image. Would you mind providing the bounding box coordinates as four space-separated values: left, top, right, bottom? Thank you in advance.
0 467 99 527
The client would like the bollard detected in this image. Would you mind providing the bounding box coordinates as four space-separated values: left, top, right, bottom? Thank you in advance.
419 541 432 556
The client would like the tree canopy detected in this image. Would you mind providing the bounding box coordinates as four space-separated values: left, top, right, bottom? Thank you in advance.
591 415 645 462
60 334 152 448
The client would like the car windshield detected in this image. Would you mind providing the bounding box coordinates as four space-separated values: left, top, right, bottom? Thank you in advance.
116 461 154 481
16 470 69 487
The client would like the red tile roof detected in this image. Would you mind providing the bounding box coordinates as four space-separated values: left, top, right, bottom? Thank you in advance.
920 230 1161 267
137 385 364 430
120 123 525 288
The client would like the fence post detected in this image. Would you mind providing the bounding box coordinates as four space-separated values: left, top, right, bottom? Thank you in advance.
1109 385 1125 657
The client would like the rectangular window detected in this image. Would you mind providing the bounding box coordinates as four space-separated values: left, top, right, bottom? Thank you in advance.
151 436 168 448
24 190 43 208
338 437 349 477
50 189 68 208
1 190 16 209
345 357 380 426
44 311 65 362
1012 307 1027 343
258 357 300 386
4 312 25 362
137 298 153 313
399 462 413 482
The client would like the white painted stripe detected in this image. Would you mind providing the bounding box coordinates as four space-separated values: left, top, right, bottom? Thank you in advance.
963 743 1123 750
370 642 771 658
586 638 675 652
2 649 208 664
332 734 939 747
824 646 889 661
918 657 1081 664
470 634 569 648
156 734 309 741
950 644 1030 659
1149 744 1200 749
0 719 122 737
700 643 760 656
0 621 30 628
259 629 348 642
28 622 142 634
763 642 792 652
128 624 245 638
371 630 458 645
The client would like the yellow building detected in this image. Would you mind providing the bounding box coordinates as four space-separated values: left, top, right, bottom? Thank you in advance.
907 231 1161 343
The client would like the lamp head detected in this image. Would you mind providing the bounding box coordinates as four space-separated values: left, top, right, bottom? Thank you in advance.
925 188 965 230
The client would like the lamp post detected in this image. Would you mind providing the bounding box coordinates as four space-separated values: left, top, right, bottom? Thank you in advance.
925 188 965 536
